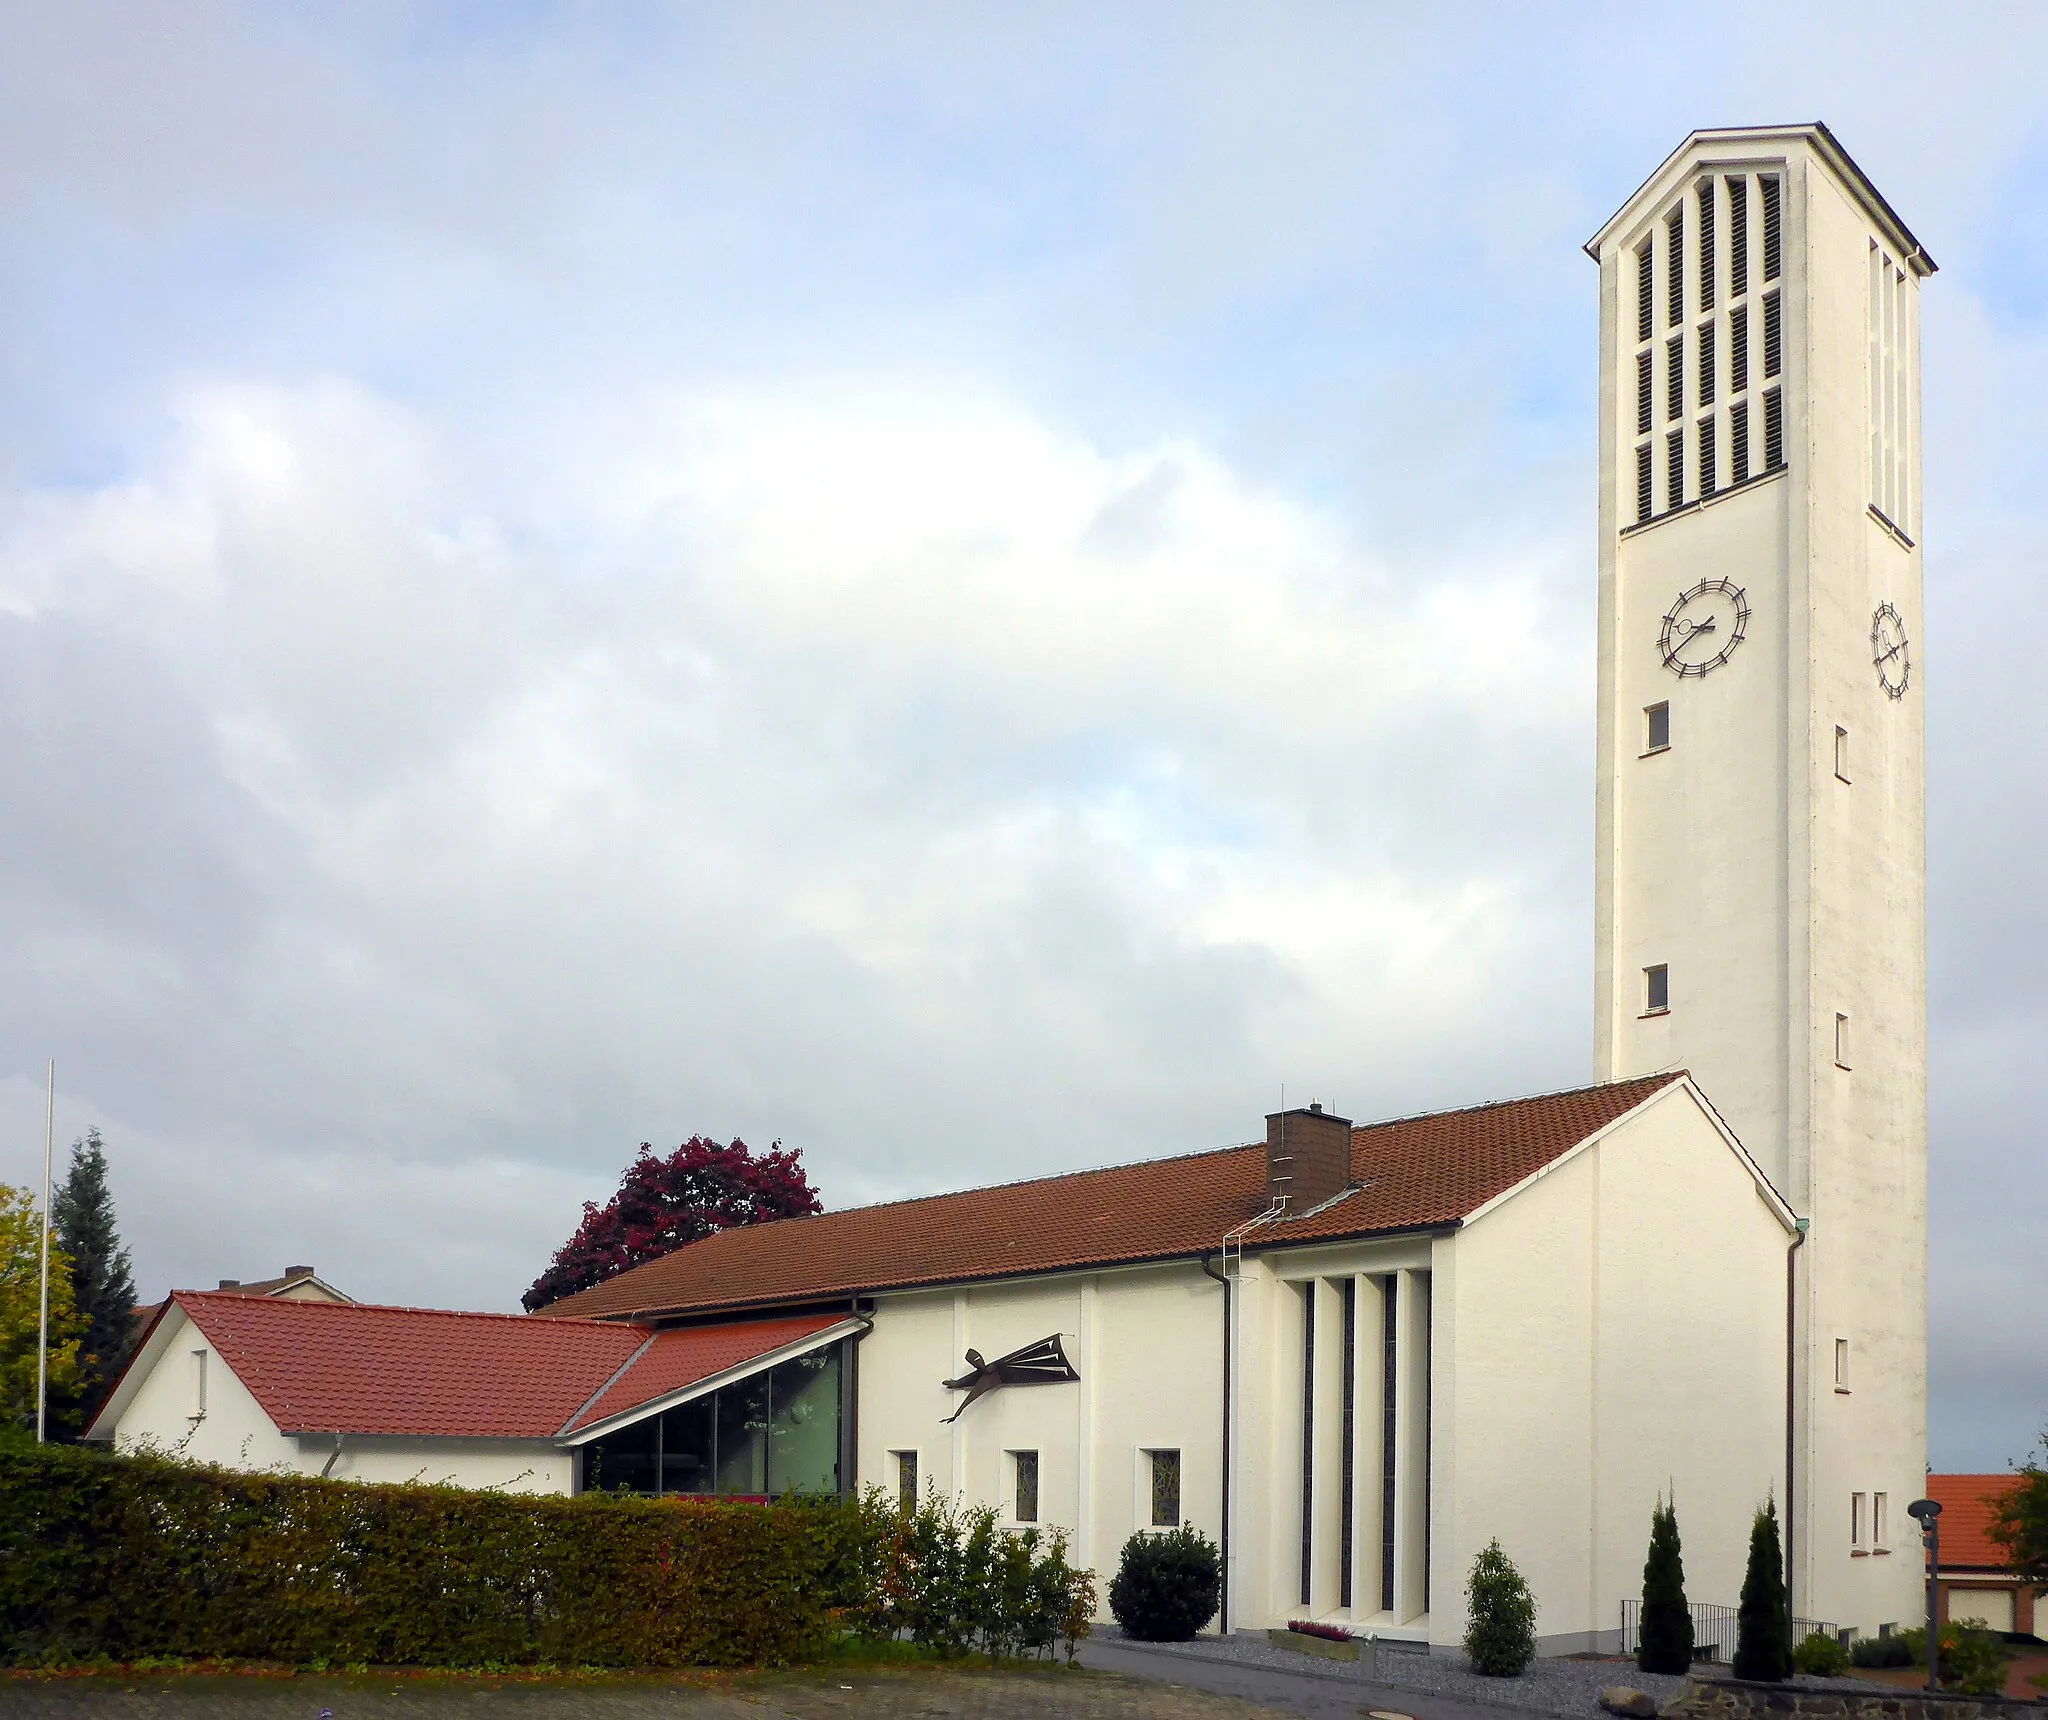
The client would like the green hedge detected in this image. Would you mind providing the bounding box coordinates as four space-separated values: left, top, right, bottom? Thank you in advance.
0 1437 882 1668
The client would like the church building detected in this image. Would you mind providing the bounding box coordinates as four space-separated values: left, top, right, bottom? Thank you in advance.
92 123 1932 1654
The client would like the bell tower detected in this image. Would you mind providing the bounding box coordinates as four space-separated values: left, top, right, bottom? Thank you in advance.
1586 126 1932 1634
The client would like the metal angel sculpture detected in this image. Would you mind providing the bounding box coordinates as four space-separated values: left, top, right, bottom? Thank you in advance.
940 1333 1079 1423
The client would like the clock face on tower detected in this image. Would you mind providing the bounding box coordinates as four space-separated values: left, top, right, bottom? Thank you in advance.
1872 602 1910 699
1659 578 1752 678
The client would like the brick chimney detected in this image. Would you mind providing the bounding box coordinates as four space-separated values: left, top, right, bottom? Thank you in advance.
285 1265 314 1279
1265 1102 1354 1214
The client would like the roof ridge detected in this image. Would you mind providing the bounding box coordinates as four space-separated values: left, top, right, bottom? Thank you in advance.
1347 1072 1685 1137
175 1290 644 1329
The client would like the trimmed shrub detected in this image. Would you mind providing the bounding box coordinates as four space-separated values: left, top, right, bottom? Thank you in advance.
1464 1539 1536 1677
1850 1632 1912 1669
1637 1497 1693 1675
0 1436 1093 1669
1793 1631 1849 1676
1107 1528 1220 1642
1732 1500 1791 1682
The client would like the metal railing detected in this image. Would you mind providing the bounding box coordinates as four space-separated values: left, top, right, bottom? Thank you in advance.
1620 1600 1839 1663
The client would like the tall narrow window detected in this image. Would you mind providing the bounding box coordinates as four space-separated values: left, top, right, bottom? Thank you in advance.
1730 304 1750 393
1835 726 1850 782
894 1450 919 1513
1636 443 1654 523
1339 1277 1357 1610
1698 417 1716 497
1644 964 1670 1015
1698 179 1716 311
1666 430 1684 512
1874 1492 1889 1549
1636 242 1654 344
1763 291 1782 378
1731 401 1751 482
1636 350 1654 435
1698 321 1716 407
1852 1492 1866 1549
1764 387 1784 471
1300 1284 1316 1608
1761 174 1782 282
1149 1449 1182 1527
191 1349 209 1419
1835 1013 1851 1070
1011 1449 1039 1524
1666 335 1683 421
1379 1276 1398 1613
1834 1337 1851 1389
1666 207 1684 328
1645 701 1670 753
1727 175 1749 297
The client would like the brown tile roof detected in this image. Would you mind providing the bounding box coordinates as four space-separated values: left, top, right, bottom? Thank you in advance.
545 1074 1684 1321
1928 1473 2028 1573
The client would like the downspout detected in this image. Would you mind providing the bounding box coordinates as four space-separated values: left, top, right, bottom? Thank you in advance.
321 1432 345 1479
1785 1216 1809 1620
1199 1251 1231 1635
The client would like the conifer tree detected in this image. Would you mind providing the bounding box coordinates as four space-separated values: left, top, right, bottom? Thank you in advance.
1638 1495 1694 1674
1733 1498 1792 1682
1464 1539 1537 1676
51 1129 138 1432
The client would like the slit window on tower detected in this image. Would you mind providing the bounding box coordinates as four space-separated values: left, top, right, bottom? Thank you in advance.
1730 304 1749 394
1698 322 1716 407
1698 180 1716 311
1698 417 1716 497
1666 207 1684 328
1727 176 1749 296
1379 1276 1398 1614
1764 387 1785 470
1731 400 1750 482
1666 335 1683 421
1636 242 1654 344
1636 443 1654 522
1666 430 1684 511
1761 175 1782 282
1299 1284 1315 1608
1763 291 1783 379
1637 349 1654 435
1339 1277 1357 1611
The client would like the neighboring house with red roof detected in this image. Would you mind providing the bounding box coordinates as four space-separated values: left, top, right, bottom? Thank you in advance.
91 1072 1800 1655
1927 1473 2044 1638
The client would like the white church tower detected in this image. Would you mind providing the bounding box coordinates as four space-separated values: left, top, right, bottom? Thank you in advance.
1587 126 1932 1634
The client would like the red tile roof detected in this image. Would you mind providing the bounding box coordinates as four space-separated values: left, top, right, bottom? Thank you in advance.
546 1075 1685 1320
163 1293 845 1441
1928 1473 2027 1572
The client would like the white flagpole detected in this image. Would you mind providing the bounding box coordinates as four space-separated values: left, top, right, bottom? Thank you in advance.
36 1060 53 1445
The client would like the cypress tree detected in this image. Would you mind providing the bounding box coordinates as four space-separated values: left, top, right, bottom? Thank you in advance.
50 1129 138 1433
1733 1498 1792 1681
1638 1495 1694 1674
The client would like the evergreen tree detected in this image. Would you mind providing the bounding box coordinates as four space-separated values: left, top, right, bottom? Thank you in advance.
1464 1539 1537 1676
1733 1498 1792 1682
1638 1495 1694 1674
50 1129 138 1433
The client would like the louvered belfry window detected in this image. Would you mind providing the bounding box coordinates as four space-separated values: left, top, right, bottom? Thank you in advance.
1666 335 1683 421
1763 387 1784 470
1666 208 1685 328
1761 175 1782 282
1667 429 1684 510
1698 180 1716 312
1730 305 1749 393
1637 350 1654 435
1731 400 1750 483
1763 291 1782 378
1698 322 1716 407
1637 443 1654 522
1698 416 1716 497
1637 243 1654 344
1727 176 1749 296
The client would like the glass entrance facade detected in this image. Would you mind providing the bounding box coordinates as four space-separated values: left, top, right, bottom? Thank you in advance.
579 1340 845 1497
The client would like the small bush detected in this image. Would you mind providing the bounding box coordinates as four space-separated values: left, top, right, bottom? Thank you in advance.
1850 1632 1911 1668
1464 1539 1536 1677
1107 1528 1220 1642
1899 1622 2012 1698
1793 1631 1849 1676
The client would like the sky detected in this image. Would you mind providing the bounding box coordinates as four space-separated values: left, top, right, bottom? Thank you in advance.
0 3 2042 1470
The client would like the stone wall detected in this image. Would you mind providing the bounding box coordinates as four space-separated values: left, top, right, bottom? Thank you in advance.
1661 1678 2038 1720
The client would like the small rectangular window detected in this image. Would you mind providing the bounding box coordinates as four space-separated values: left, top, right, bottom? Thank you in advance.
893 1449 919 1513
1666 207 1685 328
1698 322 1716 408
1636 350 1654 435
1835 1338 1851 1388
1874 1492 1888 1549
1644 964 1670 1015
1761 175 1782 283
1645 702 1670 753
1852 1491 1866 1548
1727 176 1749 297
1731 401 1750 482
1698 180 1716 311
1149 1448 1183 1528
1698 418 1716 498
1637 242 1655 344
1636 443 1654 523
1763 387 1784 471
1666 430 1684 512
1763 291 1783 379
1011 1449 1039 1524
1835 1013 1851 1070
1666 334 1684 421
1730 304 1749 393
1835 726 1850 782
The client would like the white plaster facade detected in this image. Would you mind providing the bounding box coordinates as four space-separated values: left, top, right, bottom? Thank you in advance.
1588 124 1932 1637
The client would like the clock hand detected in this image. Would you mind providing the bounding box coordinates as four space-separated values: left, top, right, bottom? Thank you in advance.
1878 640 1906 664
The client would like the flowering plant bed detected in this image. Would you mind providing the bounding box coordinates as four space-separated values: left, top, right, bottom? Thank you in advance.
1269 1622 1360 1661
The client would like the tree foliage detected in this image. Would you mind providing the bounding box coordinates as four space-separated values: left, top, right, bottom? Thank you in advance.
51 1131 138 1434
1464 1538 1536 1676
524 1136 822 1311
1733 1498 1791 1682
1985 1437 2048 1589
0 1187 84 1434
1638 1495 1693 1675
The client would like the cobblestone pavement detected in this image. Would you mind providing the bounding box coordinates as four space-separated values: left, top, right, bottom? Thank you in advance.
0 1666 1310 1720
